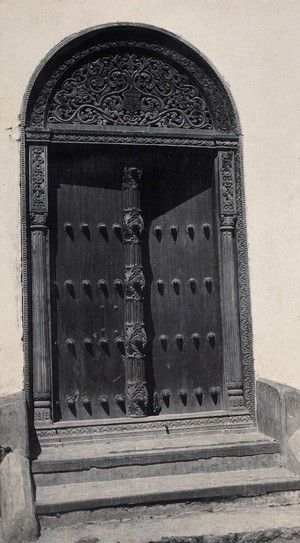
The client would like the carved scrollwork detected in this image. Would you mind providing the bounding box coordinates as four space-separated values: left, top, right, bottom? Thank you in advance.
127 381 148 417
123 209 144 242
30 146 47 212
219 151 236 214
122 166 142 189
235 147 255 418
125 266 145 298
126 323 147 356
28 40 237 133
48 53 213 130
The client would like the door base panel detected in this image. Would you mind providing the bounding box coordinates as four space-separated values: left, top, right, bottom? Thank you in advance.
33 409 252 448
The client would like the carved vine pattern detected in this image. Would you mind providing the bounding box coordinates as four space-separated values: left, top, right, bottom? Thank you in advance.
126 323 147 358
30 146 46 212
125 266 146 299
123 209 144 243
127 381 148 417
122 165 142 189
235 146 255 418
220 151 236 214
47 53 213 129
28 41 237 133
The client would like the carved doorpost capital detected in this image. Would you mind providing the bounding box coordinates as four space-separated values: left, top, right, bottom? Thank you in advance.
220 214 236 232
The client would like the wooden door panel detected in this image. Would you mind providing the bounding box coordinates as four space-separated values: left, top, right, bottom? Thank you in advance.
138 147 223 414
50 144 223 421
50 145 126 421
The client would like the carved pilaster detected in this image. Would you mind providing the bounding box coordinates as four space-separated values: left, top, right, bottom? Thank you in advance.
122 167 148 417
218 151 244 409
29 146 51 423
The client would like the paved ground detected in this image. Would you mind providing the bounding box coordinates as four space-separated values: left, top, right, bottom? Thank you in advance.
35 503 300 543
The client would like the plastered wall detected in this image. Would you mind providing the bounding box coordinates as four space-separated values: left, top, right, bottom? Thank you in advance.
0 0 299 395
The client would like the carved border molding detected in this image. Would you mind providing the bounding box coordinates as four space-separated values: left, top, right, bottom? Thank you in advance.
235 143 255 419
36 413 252 444
28 41 237 134
25 131 239 149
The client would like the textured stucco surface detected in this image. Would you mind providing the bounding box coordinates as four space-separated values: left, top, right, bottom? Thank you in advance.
0 0 299 394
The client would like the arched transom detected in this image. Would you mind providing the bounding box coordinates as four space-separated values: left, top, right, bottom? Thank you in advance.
47 53 213 129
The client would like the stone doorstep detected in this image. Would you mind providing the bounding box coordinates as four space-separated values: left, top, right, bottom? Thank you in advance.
35 466 300 515
35 502 300 543
32 431 280 473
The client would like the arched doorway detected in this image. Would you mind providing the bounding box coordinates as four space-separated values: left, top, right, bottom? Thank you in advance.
22 24 254 446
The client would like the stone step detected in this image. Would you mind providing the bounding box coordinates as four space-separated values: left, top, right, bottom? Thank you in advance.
35 498 300 543
33 431 281 486
35 466 300 515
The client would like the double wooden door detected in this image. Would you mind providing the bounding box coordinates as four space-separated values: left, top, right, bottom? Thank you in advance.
50 144 223 421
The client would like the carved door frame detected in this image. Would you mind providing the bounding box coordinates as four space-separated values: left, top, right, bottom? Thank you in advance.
21 23 255 447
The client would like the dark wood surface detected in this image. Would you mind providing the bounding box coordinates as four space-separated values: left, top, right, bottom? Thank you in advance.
49 144 223 421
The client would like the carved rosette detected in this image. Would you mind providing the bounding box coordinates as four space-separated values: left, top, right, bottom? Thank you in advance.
30 212 47 230
218 151 244 409
122 166 148 417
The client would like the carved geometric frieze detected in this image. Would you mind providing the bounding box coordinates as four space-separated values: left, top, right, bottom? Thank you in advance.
35 413 253 444
52 133 217 147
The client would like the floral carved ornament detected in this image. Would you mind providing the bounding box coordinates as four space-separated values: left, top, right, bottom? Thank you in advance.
47 53 214 130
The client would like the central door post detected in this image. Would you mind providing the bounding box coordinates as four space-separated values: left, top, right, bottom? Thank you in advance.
122 167 148 417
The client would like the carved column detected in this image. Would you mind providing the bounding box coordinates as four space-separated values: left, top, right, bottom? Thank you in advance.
122 167 148 417
29 146 52 423
218 151 244 409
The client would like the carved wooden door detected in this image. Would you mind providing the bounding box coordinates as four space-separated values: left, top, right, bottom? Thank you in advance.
50 144 223 421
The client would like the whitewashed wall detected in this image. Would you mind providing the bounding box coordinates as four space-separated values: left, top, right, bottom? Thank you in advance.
0 0 299 395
